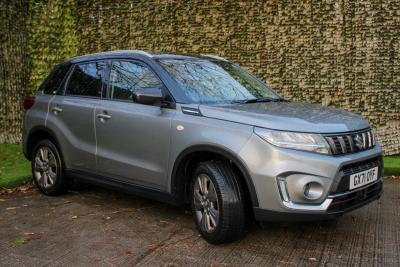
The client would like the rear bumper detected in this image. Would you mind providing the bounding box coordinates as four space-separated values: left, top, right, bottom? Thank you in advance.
254 180 383 222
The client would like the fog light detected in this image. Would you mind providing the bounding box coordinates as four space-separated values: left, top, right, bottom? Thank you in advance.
303 182 323 200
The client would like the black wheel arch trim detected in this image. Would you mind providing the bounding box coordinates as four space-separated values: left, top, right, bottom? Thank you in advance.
25 126 62 160
171 144 259 207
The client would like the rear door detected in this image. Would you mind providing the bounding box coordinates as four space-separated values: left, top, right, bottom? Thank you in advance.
95 60 176 190
46 61 107 172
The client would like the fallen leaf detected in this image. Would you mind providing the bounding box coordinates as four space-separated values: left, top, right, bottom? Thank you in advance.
71 215 78 219
14 237 26 245
110 211 121 214
23 233 35 235
6 206 19 210
308 257 318 261
126 250 133 256
26 235 41 241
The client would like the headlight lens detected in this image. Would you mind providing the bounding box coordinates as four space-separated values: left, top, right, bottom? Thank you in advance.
254 127 331 154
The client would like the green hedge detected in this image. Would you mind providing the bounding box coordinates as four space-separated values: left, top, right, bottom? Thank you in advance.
0 0 28 143
28 0 78 93
0 0 399 155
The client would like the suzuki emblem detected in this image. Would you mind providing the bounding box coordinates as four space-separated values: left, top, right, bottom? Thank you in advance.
354 134 364 149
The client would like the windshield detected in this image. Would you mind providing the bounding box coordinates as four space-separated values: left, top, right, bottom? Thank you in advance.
158 59 280 104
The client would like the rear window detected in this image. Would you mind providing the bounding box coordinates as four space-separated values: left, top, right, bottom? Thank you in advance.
41 64 71 94
65 62 106 97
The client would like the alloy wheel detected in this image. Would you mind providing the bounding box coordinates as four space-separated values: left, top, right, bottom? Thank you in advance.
193 174 219 233
33 147 57 189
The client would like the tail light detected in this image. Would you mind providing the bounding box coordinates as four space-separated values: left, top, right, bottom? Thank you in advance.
23 96 36 110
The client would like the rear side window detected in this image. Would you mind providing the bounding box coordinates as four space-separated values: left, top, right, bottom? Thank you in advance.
108 61 162 101
41 64 70 94
65 62 106 97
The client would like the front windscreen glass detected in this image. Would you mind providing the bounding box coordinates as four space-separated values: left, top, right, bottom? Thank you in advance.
158 58 280 104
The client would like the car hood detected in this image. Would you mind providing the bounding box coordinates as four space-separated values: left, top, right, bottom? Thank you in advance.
199 102 370 133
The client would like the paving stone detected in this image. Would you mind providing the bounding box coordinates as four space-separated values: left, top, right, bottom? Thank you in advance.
0 179 399 266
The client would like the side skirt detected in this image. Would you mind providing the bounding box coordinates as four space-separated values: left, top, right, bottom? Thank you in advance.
65 169 178 206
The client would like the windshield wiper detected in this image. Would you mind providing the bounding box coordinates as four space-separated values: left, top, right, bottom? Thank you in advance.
232 97 286 104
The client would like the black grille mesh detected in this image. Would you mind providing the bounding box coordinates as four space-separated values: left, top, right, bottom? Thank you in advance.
332 156 383 194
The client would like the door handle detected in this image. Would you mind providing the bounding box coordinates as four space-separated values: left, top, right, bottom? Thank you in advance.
51 106 62 113
97 113 112 120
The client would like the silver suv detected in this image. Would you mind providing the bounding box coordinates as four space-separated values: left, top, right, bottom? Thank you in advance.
22 50 383 244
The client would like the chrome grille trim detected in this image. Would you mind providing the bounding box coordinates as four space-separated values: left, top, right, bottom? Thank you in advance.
367 131 372 147
347 135 355 152
324 129 375 155
337 136 347 154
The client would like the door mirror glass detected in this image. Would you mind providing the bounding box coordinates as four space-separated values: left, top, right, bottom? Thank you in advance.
133 87 164 105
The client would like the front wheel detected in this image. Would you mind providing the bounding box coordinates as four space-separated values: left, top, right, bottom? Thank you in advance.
31 139 68 196
191 161 246 244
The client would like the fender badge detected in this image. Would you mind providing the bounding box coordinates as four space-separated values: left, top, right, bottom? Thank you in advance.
177 125 184 131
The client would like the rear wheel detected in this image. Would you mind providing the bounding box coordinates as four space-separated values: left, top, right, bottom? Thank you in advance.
31 139 68 196
191 161 246 244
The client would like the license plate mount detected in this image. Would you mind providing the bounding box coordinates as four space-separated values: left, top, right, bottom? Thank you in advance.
349 167 378 190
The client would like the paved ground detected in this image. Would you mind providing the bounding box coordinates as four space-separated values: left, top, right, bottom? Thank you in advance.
0 179 399 267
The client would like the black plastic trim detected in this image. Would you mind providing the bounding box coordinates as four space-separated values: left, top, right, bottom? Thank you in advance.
24 126 61 160
66 169 177 206
181 107 202 116
171 145 259 207
332 156 383 194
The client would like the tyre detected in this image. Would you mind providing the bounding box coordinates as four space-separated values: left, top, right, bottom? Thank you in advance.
31 139 68 196
191 161 246 244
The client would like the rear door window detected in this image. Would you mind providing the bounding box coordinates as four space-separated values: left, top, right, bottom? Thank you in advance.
65 61 106 97
41 64 71 94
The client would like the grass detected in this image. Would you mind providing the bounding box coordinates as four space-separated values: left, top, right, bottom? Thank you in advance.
0 144 31 189
0 144 399 189
383 156 400 176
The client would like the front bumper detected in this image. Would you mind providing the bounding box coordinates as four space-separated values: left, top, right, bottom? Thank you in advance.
253 180 383 221
237 133 384 221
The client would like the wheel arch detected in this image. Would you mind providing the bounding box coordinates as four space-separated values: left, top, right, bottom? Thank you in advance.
25 126 62 161
170 145 259 208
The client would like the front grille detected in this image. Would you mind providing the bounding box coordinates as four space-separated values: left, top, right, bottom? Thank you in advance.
327 181 382 212
324 128 375 155
332 156 383 194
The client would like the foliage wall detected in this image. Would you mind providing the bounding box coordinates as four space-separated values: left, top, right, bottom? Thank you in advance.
0 0 28 143
78 0 399 154
1 0 399 155
28 0 78 93
0 0 78 143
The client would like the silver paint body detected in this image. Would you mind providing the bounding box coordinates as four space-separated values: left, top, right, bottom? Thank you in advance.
22 52 383 218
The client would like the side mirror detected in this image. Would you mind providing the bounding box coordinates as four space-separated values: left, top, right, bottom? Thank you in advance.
133 87 164 105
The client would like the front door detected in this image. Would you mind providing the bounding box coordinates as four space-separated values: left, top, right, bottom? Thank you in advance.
95 60 175 190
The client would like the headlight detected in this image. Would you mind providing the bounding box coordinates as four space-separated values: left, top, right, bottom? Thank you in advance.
254 127 331 154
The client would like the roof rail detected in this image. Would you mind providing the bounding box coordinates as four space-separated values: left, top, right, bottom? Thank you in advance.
201 54 227 61
112 50 153 57
70 50 153 61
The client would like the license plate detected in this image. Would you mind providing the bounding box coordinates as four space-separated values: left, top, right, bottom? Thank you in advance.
349 167 378 190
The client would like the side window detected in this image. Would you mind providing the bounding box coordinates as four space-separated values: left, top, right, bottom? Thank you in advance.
65 62 106 97
41 64 70 94
108 61 162 101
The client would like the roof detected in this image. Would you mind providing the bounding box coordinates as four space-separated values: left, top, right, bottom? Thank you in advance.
66 50 226 64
